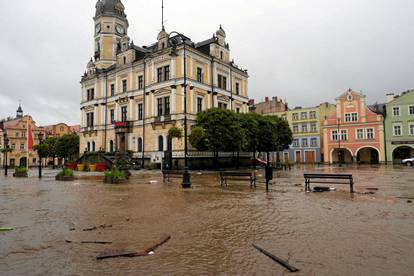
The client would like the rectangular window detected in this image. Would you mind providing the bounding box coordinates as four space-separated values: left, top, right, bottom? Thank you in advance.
20 143 25 150
86 112 94 127
345 113 358 122
409 106 414 115
121 106 128 122
235 83 240 95
122 80 127 92
236 107 241 114
310 138 318 147
138 76 143 89
197 67 203 83
393 107 400 117
110 109 114 123
356 129 364 140
218 102 228 109
301 112 307 120
310 123 317 132
409 124 414 136
341 130 348 141
164 96 170 115
332 130 338 141
309 111 316 119
292 139 299 147
301 124 308 133
197 97 203 113
292 124 299 133
157 68 163 83
164 66 170 81
292 113 298 121
157 98 163 116
138 103 143 120
86 89 95 101
110 84 115 96
366 128 374 139
217 74 227 90
301 138 308 147
11 144 15 149
393 125 402 136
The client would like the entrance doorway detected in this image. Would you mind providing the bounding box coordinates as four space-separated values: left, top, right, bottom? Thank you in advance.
392 146 414 163
305 151 316 164
19 157 27 167
284 152 289 163
357 147 380 164
295 151 301 164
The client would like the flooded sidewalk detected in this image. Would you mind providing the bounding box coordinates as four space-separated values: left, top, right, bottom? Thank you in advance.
1 166 414 275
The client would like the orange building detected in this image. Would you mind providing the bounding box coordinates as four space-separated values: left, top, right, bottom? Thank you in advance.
322 89 385 164
43 123 80 138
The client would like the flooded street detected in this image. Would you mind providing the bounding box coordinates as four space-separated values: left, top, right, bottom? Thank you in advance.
1 166 414 276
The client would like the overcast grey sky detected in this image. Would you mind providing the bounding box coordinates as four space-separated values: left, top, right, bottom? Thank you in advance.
0 0 413 125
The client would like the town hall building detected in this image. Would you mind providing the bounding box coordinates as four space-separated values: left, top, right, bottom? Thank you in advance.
80 0 250 165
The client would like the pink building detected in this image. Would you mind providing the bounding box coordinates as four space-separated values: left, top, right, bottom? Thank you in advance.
322 90 385 164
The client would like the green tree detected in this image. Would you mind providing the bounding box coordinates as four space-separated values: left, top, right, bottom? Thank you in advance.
189 126 208 151
55 134 80 163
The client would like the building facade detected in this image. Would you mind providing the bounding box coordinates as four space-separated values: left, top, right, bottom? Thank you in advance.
384 90 414 163
250 97 288 114
44 123 80 138
80 0 249 164
0 106 45 168
274 103 336 163
322 90 385 164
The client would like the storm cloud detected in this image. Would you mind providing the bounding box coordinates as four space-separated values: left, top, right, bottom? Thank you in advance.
0 0 413 125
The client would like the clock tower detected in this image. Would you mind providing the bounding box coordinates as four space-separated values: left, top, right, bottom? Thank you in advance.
93 0 129 69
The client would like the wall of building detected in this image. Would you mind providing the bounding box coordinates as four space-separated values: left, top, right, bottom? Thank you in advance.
384 90 414 163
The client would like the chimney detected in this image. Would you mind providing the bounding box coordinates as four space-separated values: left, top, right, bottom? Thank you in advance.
386 93 395 103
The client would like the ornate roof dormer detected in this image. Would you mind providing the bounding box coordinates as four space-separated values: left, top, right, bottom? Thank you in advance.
95 0 127 19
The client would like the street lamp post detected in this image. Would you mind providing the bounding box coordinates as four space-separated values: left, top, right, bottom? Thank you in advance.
337 118 342 166
3 133 9 176
169 31 191 188
38 132 44 178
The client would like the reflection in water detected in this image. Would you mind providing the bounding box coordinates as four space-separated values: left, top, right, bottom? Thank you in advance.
1 165 414 275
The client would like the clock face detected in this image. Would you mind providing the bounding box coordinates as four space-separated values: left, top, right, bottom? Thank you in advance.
116 25 125 35
95 24 101 34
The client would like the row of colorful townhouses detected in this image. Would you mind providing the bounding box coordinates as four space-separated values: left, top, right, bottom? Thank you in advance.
252 89 414 164
0 105 80 168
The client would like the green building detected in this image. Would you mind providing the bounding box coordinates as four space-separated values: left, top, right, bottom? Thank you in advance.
384 90 414 163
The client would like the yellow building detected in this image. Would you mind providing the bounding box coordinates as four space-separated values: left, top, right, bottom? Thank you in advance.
80 0 249 164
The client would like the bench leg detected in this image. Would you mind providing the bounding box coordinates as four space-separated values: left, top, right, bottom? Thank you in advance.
350 180 354 193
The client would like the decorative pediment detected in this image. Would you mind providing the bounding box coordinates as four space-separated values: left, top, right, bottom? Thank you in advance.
217 95 229 102
153 88 171 96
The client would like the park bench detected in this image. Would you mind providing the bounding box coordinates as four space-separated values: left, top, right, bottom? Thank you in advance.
303 173 354 193
162 170 183 182
304 173 354 193
219 171 256 188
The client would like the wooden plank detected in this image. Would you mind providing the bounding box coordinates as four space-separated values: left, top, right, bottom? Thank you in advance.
253 244 299 273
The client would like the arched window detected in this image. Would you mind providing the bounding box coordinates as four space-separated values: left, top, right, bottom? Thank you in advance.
87 142 91 152
220 51 224 60
109 140 114 153
123 56 126 64
158 135 164 152
92 141 96 152
138 137 143 152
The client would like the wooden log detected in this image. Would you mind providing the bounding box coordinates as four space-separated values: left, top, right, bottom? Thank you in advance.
96 235 171 260
253 244 299 273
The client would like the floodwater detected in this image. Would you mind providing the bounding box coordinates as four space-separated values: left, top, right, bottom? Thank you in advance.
1 165 414 276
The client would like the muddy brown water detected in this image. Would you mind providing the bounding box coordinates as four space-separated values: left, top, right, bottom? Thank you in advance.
1 165 414 276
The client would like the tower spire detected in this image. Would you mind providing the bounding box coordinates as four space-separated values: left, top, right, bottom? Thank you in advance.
161 0 165 30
